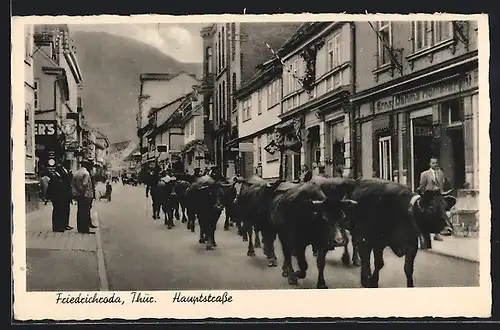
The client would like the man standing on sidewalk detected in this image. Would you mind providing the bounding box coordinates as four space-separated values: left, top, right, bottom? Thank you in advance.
72 161 95 234
418 157 454 244
47 161 73 232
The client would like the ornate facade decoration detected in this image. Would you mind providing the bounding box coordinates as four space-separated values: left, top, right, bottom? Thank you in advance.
299 39 325 93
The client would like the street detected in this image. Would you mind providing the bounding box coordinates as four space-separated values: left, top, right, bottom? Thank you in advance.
94 183 480 291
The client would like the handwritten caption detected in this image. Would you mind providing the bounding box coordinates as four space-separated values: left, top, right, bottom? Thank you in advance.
55 291 234 306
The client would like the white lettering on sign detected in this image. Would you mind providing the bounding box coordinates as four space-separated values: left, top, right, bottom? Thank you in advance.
393 70 478 110
34 122 56 136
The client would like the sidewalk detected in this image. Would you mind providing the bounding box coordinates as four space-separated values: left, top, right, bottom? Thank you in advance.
423 234 480 263
25 202 107 291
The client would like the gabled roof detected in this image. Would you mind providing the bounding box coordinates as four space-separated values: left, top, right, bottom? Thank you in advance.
109 140 132 153
140 71 199 82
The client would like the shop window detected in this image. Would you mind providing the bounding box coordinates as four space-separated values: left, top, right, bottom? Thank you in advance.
378 135 393 180
377 21 392 66
442 98 464 126
330 121 345 171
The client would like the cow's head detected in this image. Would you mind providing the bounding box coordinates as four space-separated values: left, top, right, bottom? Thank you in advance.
412 192 455 236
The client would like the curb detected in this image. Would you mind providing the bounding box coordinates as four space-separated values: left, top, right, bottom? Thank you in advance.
422 249 479 264
93 210 110 291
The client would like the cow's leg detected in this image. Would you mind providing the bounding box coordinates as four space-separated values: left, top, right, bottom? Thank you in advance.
368 245 385 288
174 202 180 220
351 234 362 266
254 228 261 248
341 235 351 266
294 243 308 280
278 231 297 285
316 248 328 289
223 207 231 231
181 204 188 223
198 216 207 244
359 240 373 288
404 239 419 288
262 228 278 267
167 206 175 229
205 220 215 250
246 224 255 257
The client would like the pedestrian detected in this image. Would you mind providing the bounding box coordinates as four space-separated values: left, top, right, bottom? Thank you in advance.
72 160 96 234
318 165 330 178
193 167 202 178
40 172 51 205
301 165 312 182
146 164 161 219
334 165 344 178
46 161 73 232
105 180 113 202
418 157 454 243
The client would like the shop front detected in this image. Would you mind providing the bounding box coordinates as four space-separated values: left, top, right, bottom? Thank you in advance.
355 66 479 224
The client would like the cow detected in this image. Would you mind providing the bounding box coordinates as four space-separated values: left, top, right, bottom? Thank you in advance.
184 175 224 250
309 176 361 267
233 176 278 262
346 178 455 288
270 180 357 289
172 180 191 224
157 175 179 229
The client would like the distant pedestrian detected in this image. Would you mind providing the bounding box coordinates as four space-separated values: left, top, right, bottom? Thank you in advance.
40 172 51 205
318 165 330 178
72 161 96 234
334 165 344 178
47 161 73 232
105 180 112 202
301 165 312 182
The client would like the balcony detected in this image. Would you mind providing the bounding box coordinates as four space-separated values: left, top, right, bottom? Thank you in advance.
199 73 214 95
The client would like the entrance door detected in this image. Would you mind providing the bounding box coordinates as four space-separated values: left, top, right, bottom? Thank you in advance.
410 108 434 190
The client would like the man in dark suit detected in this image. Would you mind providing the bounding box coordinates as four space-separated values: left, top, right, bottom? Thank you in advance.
47 160 73 232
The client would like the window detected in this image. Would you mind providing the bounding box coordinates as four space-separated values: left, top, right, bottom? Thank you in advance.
268 80 280 108
221 27 225 68
25 29 32 62
242 98 251 121
413 21 453 52
292 60 299 91
25 103 33 157
378 136 393 180
256 136 262 164
442 98 464 126
222 81 226 121
232 73 237 109
377 21 392 66
206 47 213 74
327 33 341 70
257 90 262 115
33 78 39 110
231 23 236 60
218 32 221 71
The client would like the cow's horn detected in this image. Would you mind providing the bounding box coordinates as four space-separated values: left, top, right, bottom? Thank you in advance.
341 199 358 205
312 200 324 205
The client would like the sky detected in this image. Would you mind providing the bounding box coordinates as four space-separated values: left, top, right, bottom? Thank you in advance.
69 23 205 63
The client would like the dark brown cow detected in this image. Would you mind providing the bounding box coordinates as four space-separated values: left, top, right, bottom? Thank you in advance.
270 180 357 289
347 178 455 288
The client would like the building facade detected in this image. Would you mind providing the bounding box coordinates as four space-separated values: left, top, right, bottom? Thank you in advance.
24 24 39 212
32 24 84 174
199 22 302 178
234 58 282 179
137 72 200 167
180 88 211 175
274 22 355 180
351 20 479 219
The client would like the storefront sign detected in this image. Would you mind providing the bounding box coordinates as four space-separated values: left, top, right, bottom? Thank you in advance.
393 70 478 110
35 120 58 150
374 96 394 113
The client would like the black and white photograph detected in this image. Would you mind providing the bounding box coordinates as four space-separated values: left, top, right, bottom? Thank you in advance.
12 14 491 320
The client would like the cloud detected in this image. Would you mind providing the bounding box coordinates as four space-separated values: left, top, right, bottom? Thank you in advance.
70 23 203 63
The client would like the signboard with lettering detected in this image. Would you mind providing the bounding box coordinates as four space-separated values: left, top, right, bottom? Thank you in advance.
374 70 479 112
393 70 478 110
34 120 58 151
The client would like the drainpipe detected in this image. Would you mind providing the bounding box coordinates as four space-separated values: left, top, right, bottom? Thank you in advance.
349 22 358 179
278 65 285 181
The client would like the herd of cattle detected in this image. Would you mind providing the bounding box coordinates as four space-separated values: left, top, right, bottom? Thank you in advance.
145 174 456 289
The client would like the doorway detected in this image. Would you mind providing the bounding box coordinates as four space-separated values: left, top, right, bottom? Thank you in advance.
447 127 466 189
410 108 434 190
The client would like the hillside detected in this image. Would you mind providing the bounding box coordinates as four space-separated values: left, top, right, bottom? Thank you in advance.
71 31 202 143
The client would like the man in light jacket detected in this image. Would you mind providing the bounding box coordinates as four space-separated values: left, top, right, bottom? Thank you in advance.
72 161 95 234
